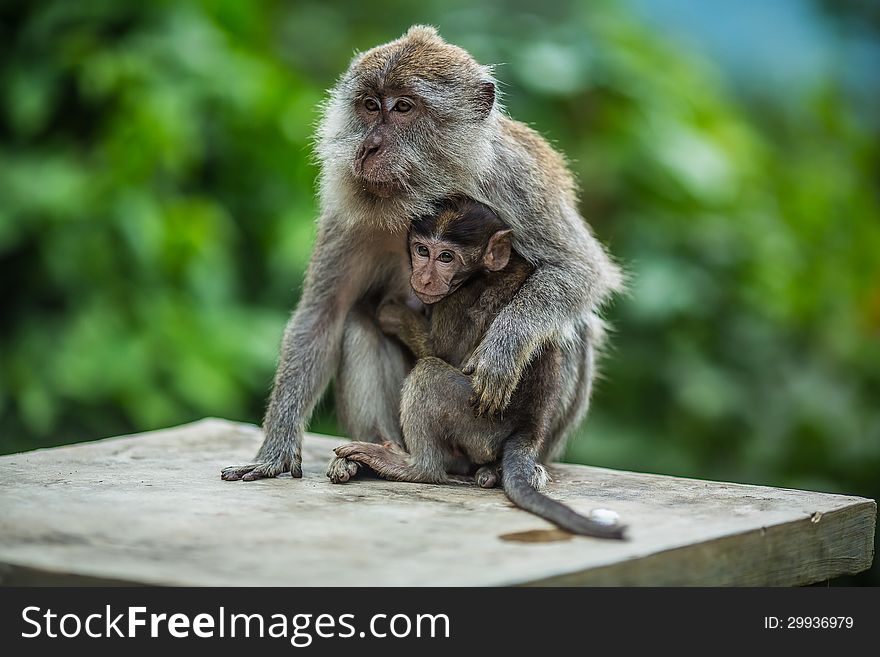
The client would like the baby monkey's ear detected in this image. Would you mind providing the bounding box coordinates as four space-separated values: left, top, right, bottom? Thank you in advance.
483 229 513 271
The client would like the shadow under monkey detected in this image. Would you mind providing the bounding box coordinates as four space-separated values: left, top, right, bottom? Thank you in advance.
329 196 626 540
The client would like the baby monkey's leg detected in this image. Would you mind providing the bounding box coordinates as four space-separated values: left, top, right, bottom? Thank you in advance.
333 440 452 484
334 357 460 484
334 357 509 484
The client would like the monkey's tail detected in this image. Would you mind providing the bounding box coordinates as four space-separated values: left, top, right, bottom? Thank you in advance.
501 439 627 540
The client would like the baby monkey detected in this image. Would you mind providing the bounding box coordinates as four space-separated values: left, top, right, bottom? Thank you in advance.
333 197 626 539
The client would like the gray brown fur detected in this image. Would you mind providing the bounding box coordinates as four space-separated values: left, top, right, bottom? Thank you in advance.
221 25 622 484
333 199 626 539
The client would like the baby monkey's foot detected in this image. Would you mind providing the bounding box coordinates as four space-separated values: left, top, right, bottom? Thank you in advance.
333 441 409 480
474 463 547 489
326 456 361 484
334 441 446 485
475 463 501 489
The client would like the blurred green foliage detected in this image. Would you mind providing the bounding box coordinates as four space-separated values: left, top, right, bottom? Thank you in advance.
1 1 878 581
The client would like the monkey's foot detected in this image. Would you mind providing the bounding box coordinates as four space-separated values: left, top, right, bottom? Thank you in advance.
326 456 361 484
475 463 547 489
475 464 501 489
220 458 302 481
530 464 549 490
334 442 447 485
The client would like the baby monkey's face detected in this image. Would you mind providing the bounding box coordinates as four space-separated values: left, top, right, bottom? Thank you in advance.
408 205 513 305
408 235 476 304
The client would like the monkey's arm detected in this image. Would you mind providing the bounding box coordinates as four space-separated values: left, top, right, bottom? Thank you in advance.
377 301 433 359
465 237 620 416
222 221 365 481
464 116 625 415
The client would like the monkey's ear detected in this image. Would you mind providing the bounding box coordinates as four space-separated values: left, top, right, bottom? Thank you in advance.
484 229 512 271
476 81 496 118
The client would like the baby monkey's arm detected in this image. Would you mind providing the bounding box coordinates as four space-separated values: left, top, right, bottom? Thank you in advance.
377 301 433 359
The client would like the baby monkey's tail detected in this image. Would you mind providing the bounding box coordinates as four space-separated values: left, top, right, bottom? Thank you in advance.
501 438 627 540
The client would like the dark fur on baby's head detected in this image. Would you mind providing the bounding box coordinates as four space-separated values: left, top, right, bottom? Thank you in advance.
410 196 507 249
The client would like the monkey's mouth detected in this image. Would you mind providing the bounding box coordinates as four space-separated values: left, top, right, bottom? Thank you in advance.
413 290 447 305
360 179 403 198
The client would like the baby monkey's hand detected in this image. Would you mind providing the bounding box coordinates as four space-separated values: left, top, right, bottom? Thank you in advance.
377 300 409 337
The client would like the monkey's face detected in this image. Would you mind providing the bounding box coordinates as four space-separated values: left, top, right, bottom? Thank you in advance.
408 202 513 304
408 236 475 304
316 26 497 209
350 90 423 197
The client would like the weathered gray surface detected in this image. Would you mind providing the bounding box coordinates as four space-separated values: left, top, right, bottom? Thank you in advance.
0 418 874 586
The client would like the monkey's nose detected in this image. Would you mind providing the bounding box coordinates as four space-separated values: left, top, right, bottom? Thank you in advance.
356 143 381 165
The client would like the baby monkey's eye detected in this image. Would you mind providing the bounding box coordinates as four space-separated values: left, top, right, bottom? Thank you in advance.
393 99 413 113
438 251 454 263
415 245 430 257
364 98 380 112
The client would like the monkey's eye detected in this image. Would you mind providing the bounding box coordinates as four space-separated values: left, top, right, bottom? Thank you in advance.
364 98 380 112
393 99 413 113
415 245 429 257
438 251 454 263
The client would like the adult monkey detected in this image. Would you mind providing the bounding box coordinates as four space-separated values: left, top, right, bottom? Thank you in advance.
221 25 622 482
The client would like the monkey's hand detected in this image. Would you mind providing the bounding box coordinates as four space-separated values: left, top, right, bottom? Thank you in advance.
220 444 303 481
222 415 306 480
378 300 432 358
462 338 523 417
220 458 302 481
376 300 409 337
